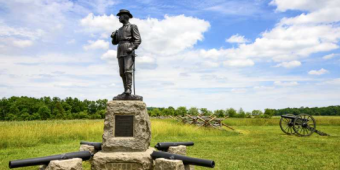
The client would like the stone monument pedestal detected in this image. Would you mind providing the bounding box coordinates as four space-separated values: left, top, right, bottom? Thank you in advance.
91 100 152 170
91 148 154 170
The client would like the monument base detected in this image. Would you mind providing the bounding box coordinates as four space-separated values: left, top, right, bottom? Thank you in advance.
102 100 151 152
91 148 154 170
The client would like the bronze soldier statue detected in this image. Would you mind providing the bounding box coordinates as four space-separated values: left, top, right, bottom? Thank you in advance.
111 9 141 98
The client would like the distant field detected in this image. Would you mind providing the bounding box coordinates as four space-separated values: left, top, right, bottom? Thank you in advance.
1 118 339 170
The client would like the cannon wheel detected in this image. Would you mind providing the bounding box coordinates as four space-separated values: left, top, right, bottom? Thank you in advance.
280 114 295 135
293 114 316 136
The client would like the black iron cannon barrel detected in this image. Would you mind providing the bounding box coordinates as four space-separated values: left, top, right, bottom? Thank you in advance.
80 141 102 150
9 151 92 169
155 142 194 151
281 115 297 119
151 151 215 168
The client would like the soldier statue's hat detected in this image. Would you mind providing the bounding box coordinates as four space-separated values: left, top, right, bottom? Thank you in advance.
116 9 133 18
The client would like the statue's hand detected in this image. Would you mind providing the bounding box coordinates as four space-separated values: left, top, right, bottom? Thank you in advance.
111 31 117 38
127 44 135 53
127 47 133 53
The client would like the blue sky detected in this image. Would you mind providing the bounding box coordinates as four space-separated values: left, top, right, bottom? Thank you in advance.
0 0 339 111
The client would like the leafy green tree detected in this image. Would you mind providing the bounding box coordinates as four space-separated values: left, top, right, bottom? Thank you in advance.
188 107 199 116
96 110 106 119
176 107 187 116
76 111 90 119
264 109 275 118
5 113 17 121
200 108 212 116
214 109 226 117
55 102 65 119
237 108 246 118
150 108 161 117
167 107 176 116
20 112 31 120
88 101 97 115
38 105 51 120
31 112 41 120
226 108 237 117
252 110 263 118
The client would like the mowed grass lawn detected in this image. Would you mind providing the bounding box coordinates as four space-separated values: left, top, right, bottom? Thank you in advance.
0 117 339 170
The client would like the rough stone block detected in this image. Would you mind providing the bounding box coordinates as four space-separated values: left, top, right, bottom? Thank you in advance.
154 158 185 170
168 145 186 155
91 148 154 170
167 146 194 170
44 158 82 170
79 144 96 155
102 100 151 152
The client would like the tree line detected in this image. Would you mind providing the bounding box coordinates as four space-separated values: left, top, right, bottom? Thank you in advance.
148 105 340 117
0 96 339 121
0 96 107 121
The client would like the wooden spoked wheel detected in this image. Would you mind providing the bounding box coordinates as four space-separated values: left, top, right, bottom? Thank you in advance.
293 114 316 136
279 114 295 135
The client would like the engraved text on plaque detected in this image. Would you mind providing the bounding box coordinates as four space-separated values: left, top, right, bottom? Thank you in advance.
115 115 134 137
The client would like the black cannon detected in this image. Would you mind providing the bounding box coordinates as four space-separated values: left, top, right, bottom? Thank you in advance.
9 151 92 169
280 113 328 136
80 141 102 150
155 142 194 151
151 151 215 168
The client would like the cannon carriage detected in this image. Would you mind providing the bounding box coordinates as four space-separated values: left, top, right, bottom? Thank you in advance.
280 113 328 136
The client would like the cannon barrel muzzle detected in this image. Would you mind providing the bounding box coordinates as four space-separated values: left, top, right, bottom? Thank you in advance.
9 151 92 169
155 142 194 151
151 151 215 168
80 141 102 150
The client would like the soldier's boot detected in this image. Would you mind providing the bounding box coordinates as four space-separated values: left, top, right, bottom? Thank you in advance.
121 76 127 95
124 72 132 95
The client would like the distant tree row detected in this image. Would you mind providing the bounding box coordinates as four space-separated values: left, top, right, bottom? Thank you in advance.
148 106 340 118
0 96 107 121
274 106 340 116
0 96 339 121
147 107 276 118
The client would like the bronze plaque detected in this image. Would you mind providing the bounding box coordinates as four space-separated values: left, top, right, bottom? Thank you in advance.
115 115 133 137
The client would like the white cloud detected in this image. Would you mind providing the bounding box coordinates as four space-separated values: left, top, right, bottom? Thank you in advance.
322 78 340 85
271 0 340 25
138 56 156 64
137 56 158 69
199 49 221 60
81 14 210 55
323 53 338 60
80 13 120 33
231 88 248 93
0 24 45 40
226 34 249 44
11 39 33 48
101 50 117 60
202 61 219 68
275 60 301 68
215 0 340 65
270 0 329 12
223 59 254 67
308 68 329 75
274 81 299 86
83 39 109 50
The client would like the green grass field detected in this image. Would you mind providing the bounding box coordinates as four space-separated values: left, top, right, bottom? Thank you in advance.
1 117 339 170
